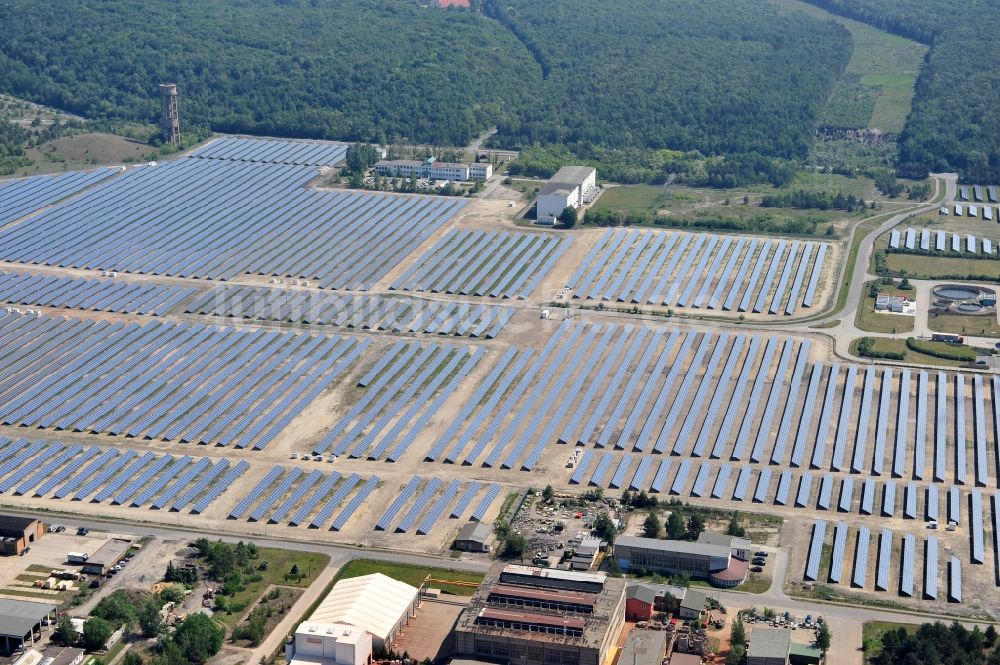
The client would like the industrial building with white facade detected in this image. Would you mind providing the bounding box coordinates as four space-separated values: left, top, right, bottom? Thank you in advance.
535 166 598 224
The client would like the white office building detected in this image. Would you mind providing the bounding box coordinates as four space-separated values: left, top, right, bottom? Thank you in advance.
373 156 492 181
535 166 597 224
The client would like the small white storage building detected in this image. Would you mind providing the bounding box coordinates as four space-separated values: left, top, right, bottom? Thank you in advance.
287 622 371 665
307 573 419 649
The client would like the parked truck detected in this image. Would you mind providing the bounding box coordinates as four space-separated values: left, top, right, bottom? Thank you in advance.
67 552 89 564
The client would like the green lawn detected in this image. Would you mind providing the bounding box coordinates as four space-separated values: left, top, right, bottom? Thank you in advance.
848 337 968 367
332 559 483 596
928 313 1000 338
855 281 914 333
592 185 666 213
214 547 329 630
885 253 1000 280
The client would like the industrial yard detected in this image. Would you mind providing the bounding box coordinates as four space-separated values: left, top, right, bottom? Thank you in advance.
0 137 997 646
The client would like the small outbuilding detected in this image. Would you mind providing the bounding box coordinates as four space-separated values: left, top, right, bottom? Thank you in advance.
453 523 492 553
0 515 43 556
0 598 57 656
747 628 792 665
81 538 132 576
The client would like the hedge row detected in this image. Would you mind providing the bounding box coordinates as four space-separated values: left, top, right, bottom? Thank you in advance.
905 337 976 361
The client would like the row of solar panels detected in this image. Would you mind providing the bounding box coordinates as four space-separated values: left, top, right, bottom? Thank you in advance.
0 437 245 513
0 313 366 449
956 186 999 202
940 204 998 221
0 270 197 315
0 158 464 289
185 285 515 338
0 168 119 228
566 229 829 315
312 342 484 461
890 228 999 254
437 321 1000 482
229 466 500 534
806 521 964 602
390 228 570 301
188 137 349 167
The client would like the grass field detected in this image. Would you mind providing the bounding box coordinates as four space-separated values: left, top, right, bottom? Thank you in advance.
885 253 1000 280
862 621 917 658
772 0 927 132
855 281 914 333
16 132 154 176
928 312 1000 337
214 547 329 630
332 558 484 596
848 337 968 367
592 185 666 214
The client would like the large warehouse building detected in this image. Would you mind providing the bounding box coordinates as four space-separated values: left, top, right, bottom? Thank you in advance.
306 573 419 650
0 598 57 656
535 166 597 224
453 564 626 665
614 535 749 587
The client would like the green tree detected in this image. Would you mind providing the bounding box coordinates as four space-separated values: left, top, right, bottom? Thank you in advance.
985 624 997 647
53 616 79 647
82 617 113 651
642 513 661 538
726 516 746 537
542 484 554 503
593 512 617 545
123 652 144 665
666 511 686 540
139 600 163 638
501 532 527 559
725 644 745 665
730 617 747 648
815 621 831 655
686 514 705 540
171 613 225 664
557 206 578 228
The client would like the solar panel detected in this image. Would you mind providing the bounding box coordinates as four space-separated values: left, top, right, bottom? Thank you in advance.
947 486 960 525
831 365 859 472
805 521 827 581
629 457 653 492
838 476 854 513
229 465 284 519
852 526 871 588
270 469 324 524
710 464 729 499
970 490 985 563
882 481 896 517
924 536 938 599
811 364 840 470
588 451 615 487
331 476 380 531
732 466 751 501
795 473 812 508
860 478 875 515
608 456 633 491
450 481 482 519
892 370 911 478
416 479 461 535
901 533 916 596
871 368 892 476
397 477 444 533
470 483 502 522
187 459 248 514
817 474 833 510
570 450 595 485
926 485 939 522
875 529 892 591
669 460 691 496
753 469 772 503
915 371 928 480
948 556 962 602
375 476 422 531
651 459 673 494
904 483 918 519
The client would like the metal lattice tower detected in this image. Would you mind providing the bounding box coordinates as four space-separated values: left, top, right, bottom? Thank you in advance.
159 83 180 147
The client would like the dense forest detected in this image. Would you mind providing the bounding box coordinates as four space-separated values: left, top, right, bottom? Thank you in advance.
0 0 850 168
802 0 1000 181
868 622 1000 665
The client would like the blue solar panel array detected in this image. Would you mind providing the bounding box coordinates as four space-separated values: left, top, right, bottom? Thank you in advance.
805 520 827 581
187 286 515 338
0 270 197 315
0 314 364 448
0 168 119 227
890 227 997 254
565 229 829 315
313 342 481 460
0 158 463 289
188 137 349 166
391 228 569 300
0 439 241 515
